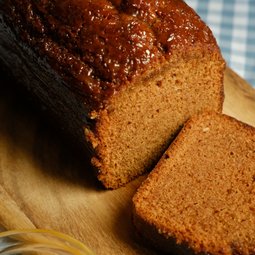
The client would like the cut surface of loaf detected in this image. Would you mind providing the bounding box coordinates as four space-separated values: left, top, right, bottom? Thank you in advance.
133 112 255 255
0 0 225 188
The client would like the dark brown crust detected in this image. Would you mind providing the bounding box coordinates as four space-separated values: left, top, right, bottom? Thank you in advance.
0 0 221 110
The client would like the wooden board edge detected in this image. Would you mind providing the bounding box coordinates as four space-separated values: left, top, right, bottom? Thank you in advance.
225 68 255 96
223 68 255 127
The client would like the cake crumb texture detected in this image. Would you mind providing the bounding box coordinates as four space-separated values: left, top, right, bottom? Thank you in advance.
133 112 255 255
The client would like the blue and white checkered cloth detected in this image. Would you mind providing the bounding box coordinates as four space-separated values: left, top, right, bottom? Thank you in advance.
186 0 255 87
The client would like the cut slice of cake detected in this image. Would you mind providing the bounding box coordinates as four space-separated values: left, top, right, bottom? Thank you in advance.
133 112 255 255
0 1 225 188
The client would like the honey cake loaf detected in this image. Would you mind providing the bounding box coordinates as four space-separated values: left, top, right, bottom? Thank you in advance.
0 1 225 189
133 112 255 255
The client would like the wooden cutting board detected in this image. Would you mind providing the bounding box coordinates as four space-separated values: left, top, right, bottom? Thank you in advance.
0 68 255 254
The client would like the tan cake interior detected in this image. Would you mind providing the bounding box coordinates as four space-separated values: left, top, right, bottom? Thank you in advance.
133 113 255 255
90 50 224 188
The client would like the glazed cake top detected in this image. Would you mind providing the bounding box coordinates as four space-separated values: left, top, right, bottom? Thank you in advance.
1 0 219 109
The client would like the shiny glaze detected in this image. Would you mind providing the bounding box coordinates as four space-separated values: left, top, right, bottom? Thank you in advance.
1 0 217 109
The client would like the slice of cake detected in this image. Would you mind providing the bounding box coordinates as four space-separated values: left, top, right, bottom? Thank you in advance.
133 112 255 255
0 1 225 188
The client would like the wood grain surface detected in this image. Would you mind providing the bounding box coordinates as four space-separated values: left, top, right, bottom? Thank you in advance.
0 68 254 254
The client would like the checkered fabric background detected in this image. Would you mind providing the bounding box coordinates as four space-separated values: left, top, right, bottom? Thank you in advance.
186 0 255 87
